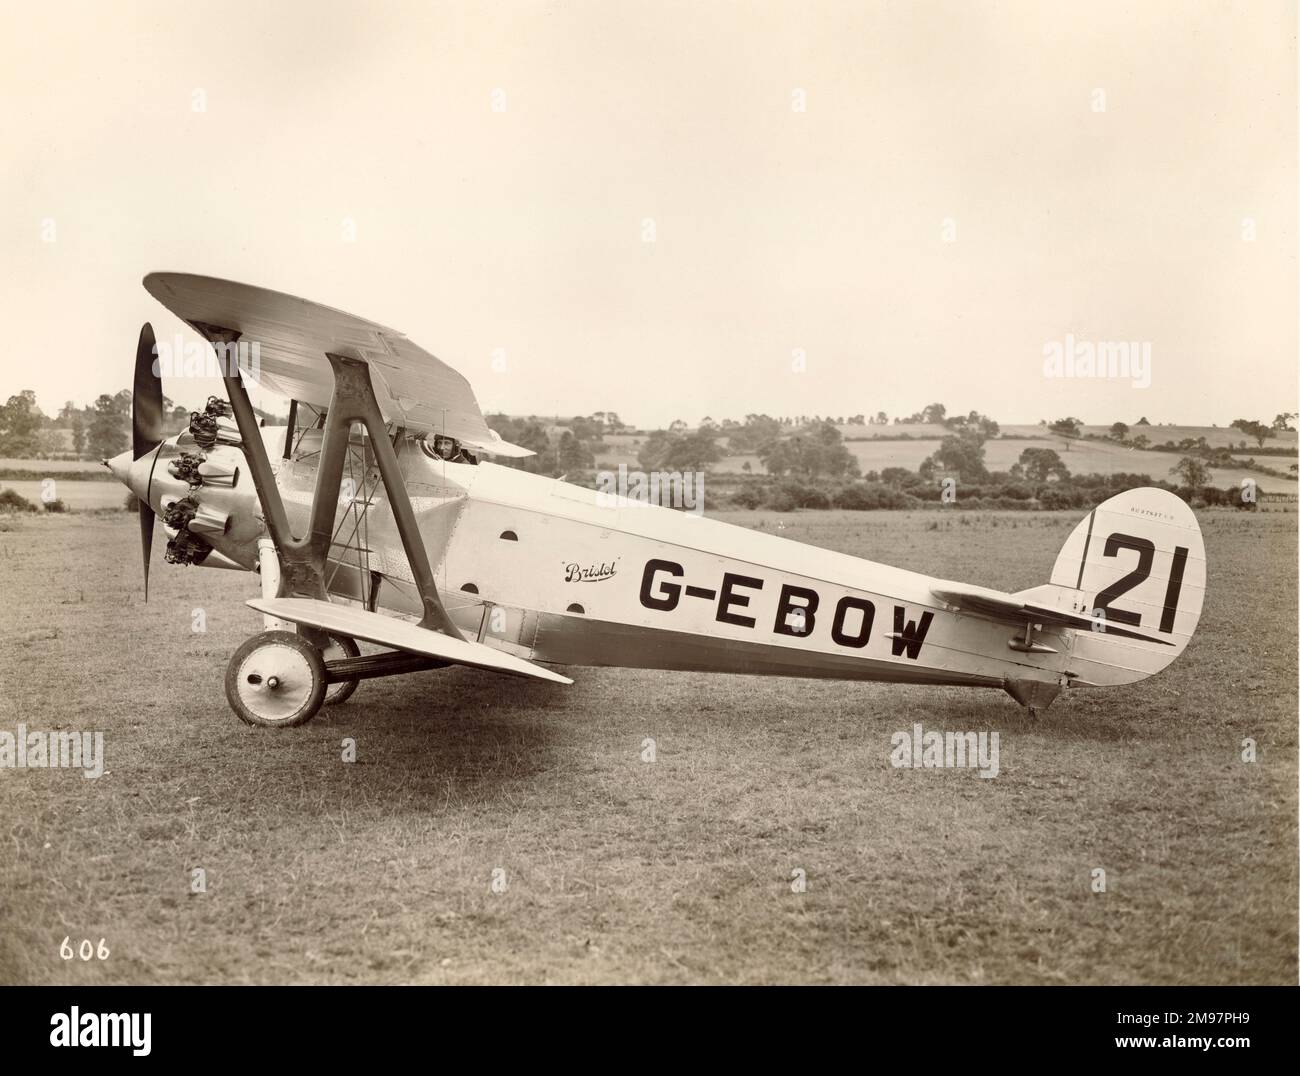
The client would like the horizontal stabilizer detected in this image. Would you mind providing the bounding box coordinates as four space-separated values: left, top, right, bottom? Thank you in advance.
937 487 1206 688
931 583 1174 646
247 597 573 684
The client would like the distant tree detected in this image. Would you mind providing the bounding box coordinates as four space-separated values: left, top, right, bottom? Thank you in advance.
758 421 859 480
725 414 784 454
902 403 949 424
555 430 594 473
637 429 674 471
1109 422 1129 442
1130 434 1150 450
1018 447 1070 482
898 403 939 424
661 429 722 472
0 390 45 456
1171 456 1212 489
922 427 989 482
71 415 86 457
88 393 130 460
668 419 688 433
1230 418 1273 449
1049 416 1083 451
566 414 607 445
945 409 999 438
1271 412 1296 431
875 410 888 425
1135 416 1150 425
879 466 914 488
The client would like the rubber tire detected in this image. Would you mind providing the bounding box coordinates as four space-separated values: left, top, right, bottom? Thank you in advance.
225 630 327 728
323 633 361 706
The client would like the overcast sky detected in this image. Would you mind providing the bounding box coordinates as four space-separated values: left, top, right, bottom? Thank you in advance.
2 0 1295 428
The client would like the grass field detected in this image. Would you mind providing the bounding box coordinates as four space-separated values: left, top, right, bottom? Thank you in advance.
0 509 1295 985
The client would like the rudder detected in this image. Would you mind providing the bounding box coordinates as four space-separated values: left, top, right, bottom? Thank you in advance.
1018 487 1206 686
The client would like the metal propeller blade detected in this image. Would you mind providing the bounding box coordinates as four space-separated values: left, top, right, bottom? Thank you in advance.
133 322 162 599
140 501 155 601
133 322 163 460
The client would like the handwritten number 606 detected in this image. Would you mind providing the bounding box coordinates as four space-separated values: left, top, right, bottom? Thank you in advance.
60 936 109 960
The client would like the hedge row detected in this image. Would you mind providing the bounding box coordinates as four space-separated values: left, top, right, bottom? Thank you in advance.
0 489 67 513
716 478 1258 512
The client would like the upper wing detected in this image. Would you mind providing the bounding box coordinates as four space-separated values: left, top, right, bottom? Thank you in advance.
931 582 1175 646
143 272 533 457
248 597 573 684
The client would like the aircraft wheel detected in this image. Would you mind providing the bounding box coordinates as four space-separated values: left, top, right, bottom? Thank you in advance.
322 633 361 706
225 631 326 728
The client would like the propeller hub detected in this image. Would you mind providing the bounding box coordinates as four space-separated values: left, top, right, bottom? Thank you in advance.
104 445 160 505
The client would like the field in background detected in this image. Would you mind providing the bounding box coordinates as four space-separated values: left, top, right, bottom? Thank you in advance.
0 510 1294 985
835 423 1300 447
0 458 125 472
596 426 1297 492
5 419 1296 506
0 457 124 510
0 480 124 510
723 439 1293 491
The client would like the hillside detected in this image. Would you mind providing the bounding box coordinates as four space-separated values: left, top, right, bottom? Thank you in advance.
837 422 1299 450
595 424 1297 493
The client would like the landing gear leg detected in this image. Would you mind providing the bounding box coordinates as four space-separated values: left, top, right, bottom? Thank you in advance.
253 536 360 708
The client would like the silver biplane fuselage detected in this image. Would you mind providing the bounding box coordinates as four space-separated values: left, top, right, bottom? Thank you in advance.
117 426 1022 685
105 273 1207 728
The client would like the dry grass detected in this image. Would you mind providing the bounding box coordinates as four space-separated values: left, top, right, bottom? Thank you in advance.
0 508 1294 984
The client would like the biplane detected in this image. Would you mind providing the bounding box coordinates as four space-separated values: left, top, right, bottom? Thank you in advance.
104 273 1206 727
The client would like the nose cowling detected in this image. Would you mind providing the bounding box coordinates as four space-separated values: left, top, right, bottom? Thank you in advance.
104 445 160 505
113 324 256 597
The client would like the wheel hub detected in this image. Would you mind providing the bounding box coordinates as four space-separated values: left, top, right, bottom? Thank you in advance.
235 643 316 723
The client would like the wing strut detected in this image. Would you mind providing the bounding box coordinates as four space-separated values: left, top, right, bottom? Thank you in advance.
317 353 459 637
199 322 462 640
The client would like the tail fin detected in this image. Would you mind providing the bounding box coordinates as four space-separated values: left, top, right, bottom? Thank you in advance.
1015 487 1206 686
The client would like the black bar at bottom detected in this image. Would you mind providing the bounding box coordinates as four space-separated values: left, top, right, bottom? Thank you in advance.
1 985 1292 1064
